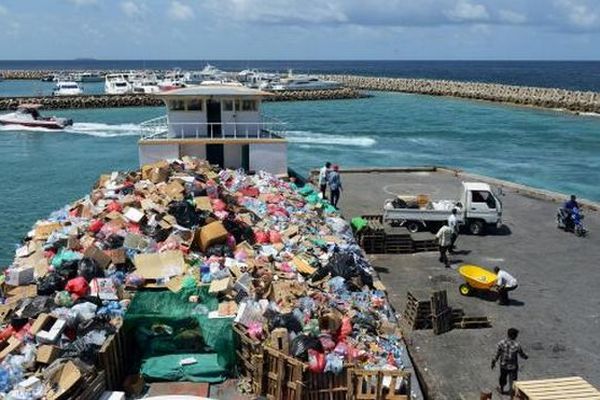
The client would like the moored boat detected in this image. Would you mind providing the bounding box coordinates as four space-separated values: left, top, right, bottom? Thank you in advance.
0 103 73 129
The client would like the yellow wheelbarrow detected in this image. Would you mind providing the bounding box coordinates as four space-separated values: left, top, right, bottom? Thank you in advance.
458 264 498 296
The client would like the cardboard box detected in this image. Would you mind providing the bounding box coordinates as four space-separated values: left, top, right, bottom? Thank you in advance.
84 245 112 270
194 196 213 212
123 207 145 223
5 265 35 286
108 248 126 265
124 233 150 251
122 374 145 397
0 336 22 360
90 278 118 300
33 314 66 344
34 222 62 240
197 221 228 252
162 181 185 200
36 344 61 364
208 277 231 294
45 361 82 400
134 250 185 280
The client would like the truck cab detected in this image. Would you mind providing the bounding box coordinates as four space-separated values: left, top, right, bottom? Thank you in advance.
460 182 503 234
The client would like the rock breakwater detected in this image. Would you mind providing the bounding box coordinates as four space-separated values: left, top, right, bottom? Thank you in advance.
324 75 600 114
0 88 364 110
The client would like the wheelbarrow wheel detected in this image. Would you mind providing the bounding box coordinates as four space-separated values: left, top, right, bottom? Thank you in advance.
459 283 472 296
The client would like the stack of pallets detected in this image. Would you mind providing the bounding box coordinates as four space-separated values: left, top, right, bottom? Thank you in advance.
384 226 413 254
359 215 386 254
410 232 439 252
431 290 452 335
403 290 433 330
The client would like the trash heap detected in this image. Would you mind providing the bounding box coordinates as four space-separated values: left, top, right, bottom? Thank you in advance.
0 157 408 399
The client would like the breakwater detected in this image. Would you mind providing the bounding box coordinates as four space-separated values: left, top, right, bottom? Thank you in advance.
323 75 600 114
0 88 364 110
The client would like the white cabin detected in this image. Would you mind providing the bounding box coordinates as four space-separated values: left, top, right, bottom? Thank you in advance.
139 85 287 176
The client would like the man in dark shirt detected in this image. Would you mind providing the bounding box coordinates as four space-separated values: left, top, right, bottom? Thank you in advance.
565 194 579 211
492 328 528 395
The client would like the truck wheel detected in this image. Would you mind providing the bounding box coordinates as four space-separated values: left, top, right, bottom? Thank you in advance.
406 221 420 233
468 220 485 235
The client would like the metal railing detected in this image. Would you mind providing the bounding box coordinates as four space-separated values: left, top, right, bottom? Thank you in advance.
139 115 286 140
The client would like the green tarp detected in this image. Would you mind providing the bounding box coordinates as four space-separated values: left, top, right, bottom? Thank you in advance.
141 353 227 383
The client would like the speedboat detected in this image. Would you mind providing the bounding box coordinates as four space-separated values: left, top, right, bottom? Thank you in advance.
105 74 132 94
52 81 83 96
73 71 104 82
158 69 187 91
0 104 73 130
132 79 161 94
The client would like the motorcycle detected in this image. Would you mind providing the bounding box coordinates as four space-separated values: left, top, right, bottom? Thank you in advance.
556 207 587 237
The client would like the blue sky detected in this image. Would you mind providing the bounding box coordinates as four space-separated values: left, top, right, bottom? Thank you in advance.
0 0 599 59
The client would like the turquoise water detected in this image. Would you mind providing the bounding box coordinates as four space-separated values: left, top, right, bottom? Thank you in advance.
1 92 599 264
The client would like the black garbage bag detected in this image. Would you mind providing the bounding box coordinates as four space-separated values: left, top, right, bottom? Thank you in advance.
61 336 100 364
268 312 303 333
311 251 373 290
56 259 79 280
222 217 255 244
168 201 205 228
105 234 125 249
37 273 66 295
352 313 379 335
205 244 233 258
290 334 324 361
142 224 171 243
17 296 54 319
78 257 103 282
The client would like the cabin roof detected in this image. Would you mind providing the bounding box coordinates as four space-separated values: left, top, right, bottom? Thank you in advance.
157 85 272 98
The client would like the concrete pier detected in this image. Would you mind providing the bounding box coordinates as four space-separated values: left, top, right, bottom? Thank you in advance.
324 74 600 114
336 167 600 399
0 88 365 110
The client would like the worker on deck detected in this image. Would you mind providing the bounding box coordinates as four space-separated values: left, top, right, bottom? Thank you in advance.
492 328 528 396
318 161 332 199
448 208 459 253
494 266 518 305
328 164 343 208
435 223 453 268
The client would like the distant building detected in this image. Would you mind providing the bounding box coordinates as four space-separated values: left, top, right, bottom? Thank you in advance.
139 84 287 176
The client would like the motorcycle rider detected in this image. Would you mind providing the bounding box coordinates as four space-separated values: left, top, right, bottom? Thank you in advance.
560 195 579 230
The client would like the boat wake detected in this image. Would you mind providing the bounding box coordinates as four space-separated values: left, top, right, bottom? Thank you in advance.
0 124 59 133
286 130 376 147
65 122 141 137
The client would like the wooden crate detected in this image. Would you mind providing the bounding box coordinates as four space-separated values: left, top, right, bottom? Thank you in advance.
513 376 600 399
403 291 432 329
98 326 129 390
348 369 411 400
264 346 304 400
70 370 107 400
233 323 265 395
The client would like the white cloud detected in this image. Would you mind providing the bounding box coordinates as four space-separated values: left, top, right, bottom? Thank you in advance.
67 0 97 5
446 0 490 22
554 0 599 30
498 9 527 24
121 1 142 17
168 1 195 21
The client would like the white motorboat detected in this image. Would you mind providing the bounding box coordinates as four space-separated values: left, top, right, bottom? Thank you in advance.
270 70 341 91
158 69 187 91
238 69 280 89
73 71 104 82
52 81 83 96
0 104 73 130
132 79 161 94
105 74 132 94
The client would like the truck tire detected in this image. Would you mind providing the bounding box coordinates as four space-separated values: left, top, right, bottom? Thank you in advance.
468 220 485 235
406 221 420 233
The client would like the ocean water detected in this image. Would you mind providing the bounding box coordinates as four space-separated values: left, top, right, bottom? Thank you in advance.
2 60 600 91
1 91 599 264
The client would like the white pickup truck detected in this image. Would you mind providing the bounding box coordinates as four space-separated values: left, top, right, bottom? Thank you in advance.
383 182 503 235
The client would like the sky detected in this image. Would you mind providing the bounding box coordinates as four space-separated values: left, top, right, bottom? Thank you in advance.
0 0 599 60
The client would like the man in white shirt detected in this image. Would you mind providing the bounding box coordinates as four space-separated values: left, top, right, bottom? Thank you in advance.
318 162 331 199
494 266 518 305
436 224 454 268
448 208 459 253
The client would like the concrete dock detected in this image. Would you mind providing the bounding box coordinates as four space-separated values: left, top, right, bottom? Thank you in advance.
337 168 600 400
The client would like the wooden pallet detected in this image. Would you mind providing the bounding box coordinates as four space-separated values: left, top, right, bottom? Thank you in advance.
403 291 432 329
98 326 129 390
233 323 265 395
452 316 491 329
348 369 411 400
70 370 106 400
430 291 452 335
513 376 600 400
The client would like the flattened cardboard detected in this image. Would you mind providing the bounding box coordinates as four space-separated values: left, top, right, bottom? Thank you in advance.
30 313 51 335
84 245 112 270
36 344 61 364
162 180 185 200
45 361 82 400
208 277 231 294
194 196 213 212
292 256 316 275
34 222 62 240
0 336 22 360
166 275 184 293
134 250 185 280
123 207 145 223
218 301 238 316
108 248 126 265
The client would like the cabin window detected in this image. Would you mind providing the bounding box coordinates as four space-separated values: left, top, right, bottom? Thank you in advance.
241 99 257 112
222 100 234 112
187 99 203 111
471 191 496 209
170 100 185 111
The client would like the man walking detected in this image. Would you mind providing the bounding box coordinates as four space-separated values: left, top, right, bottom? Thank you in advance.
448 208 459 253
492 328 528 395
318 162 331 199
328 164 343 208
435 223 453 268
494 266 518 305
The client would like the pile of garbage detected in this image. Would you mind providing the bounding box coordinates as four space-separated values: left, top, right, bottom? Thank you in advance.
0 157 407 398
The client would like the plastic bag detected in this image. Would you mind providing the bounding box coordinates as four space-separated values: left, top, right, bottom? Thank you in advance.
78 257 102 282
290 334 323 361
308 349 326 373
324 353 344 374
268 313 302 333
37 273 66 296
65 277 89 299
168 201 204 228
55 259 79 280
55 291 74 307
205 244 233 258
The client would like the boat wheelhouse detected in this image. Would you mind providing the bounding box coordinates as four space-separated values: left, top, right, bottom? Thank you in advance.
139 84 287 176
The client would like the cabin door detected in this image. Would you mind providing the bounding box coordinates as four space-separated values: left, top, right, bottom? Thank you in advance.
206 100 222 138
